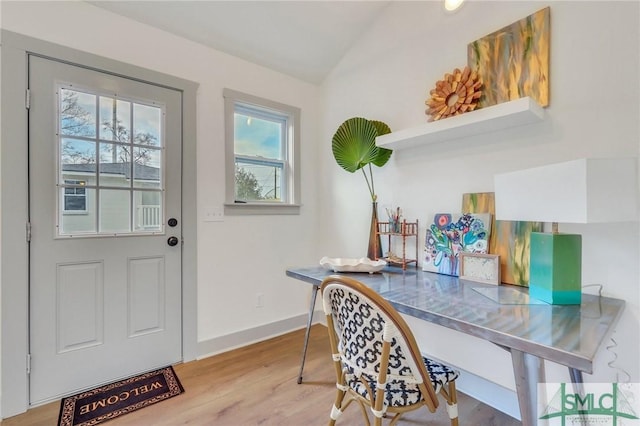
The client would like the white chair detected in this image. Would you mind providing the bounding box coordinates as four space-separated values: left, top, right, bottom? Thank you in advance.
321 275 460 426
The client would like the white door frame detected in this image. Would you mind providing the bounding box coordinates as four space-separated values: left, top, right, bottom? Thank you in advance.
0 30 199 418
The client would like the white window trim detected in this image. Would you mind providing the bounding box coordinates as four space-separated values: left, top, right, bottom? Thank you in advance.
223 88 301 215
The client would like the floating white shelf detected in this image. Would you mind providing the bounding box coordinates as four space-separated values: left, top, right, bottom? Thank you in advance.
376 97 545 150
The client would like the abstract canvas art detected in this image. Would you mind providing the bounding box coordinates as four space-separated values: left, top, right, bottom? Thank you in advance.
494 221 543 287
461 192 543 286
467 7 550 108
423 213 491 277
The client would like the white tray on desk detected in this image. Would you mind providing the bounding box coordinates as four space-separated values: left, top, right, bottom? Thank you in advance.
319 257 386 273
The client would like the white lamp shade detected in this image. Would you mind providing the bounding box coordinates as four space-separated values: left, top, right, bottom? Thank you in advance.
494 158 638 223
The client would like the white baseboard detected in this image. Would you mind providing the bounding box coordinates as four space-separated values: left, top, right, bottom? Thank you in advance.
196 310 324 360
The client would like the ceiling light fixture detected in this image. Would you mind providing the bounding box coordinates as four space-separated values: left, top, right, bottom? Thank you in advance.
444 0 465 12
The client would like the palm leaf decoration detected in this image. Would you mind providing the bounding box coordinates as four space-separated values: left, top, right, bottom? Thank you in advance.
331 117 393 201
369 120 393 167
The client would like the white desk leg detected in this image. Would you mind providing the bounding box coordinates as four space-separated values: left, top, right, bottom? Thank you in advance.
511 349 545 426
297 285 319 384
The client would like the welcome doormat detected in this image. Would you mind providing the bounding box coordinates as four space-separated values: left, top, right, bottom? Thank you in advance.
58 366 184 426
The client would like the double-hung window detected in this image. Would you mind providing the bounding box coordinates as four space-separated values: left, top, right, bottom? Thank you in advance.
223 89 300 215
63 179 87 212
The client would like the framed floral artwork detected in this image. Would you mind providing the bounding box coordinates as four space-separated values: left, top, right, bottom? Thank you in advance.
423 213 492 277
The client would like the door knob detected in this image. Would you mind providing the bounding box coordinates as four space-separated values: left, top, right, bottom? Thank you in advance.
167 236 179 246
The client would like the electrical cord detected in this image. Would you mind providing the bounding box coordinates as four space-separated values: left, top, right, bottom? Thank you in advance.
606 337 631 383
582 283 631 383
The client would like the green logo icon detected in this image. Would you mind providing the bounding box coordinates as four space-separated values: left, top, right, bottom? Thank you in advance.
539 383 639 425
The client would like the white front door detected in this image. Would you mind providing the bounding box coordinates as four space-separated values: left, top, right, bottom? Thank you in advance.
28 55 183 405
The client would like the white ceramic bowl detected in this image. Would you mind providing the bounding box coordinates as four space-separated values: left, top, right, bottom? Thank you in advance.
319 257 387 273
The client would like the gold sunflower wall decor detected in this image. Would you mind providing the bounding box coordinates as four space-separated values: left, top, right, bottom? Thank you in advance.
425 66 482 122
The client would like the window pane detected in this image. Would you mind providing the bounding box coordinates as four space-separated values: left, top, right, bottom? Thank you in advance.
99 143 131 188
61 138 96 165
133 104 162 147
59 187 96 235
235 162 283 202
234 112 283 160
65 195 86 211
60 89 97 138
133 147 161 189
99 97 131 142
99 189 130 233
61 139 96 183
134 191 162 231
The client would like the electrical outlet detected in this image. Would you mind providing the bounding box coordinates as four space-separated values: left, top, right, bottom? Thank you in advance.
256 293 264 308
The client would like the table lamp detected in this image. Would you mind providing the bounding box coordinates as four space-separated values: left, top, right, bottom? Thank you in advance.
494 158 638 305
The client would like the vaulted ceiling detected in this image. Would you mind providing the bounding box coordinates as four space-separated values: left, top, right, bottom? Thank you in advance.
89 1 392 84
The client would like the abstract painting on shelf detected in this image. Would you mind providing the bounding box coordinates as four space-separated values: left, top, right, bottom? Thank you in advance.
468 7 550 108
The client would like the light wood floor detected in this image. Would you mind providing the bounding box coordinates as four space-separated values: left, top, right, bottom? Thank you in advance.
2 324 520 425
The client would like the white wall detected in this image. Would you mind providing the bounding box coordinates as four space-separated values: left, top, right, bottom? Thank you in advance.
1 0 638 419
0 0 320 362
321 0 639 393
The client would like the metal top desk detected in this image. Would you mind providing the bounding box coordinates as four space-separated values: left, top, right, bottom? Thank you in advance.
286 266 625 426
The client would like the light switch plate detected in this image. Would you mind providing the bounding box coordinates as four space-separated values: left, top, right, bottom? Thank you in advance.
204 206 224 222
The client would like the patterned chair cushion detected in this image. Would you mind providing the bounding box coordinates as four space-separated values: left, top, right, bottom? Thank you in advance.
345 357 459 407
423 356 460 394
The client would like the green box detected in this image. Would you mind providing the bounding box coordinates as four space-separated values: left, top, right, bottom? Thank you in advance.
529 232 582 305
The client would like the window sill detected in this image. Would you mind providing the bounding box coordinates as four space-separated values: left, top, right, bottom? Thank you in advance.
224 203 301 216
